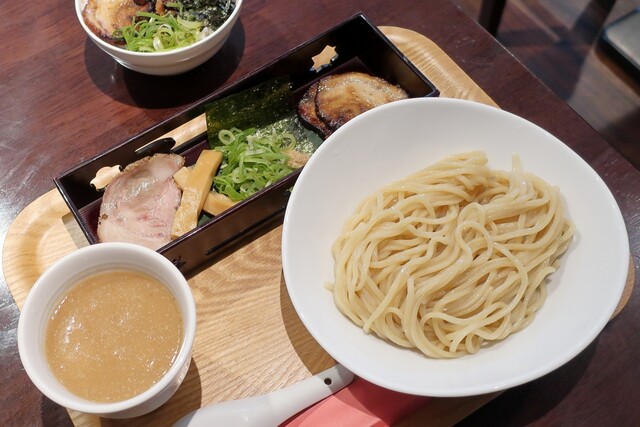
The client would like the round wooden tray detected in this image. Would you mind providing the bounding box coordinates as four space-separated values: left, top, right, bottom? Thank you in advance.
3 27 634 426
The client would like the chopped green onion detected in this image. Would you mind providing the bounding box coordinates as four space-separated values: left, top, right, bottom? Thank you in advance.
213 127 295 201
113 4 207 52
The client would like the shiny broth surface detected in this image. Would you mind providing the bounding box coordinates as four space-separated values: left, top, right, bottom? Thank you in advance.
44 270 183 402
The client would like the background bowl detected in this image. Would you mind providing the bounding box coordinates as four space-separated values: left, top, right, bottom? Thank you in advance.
17 242 196 418
75 0 243 76
282 97 629 397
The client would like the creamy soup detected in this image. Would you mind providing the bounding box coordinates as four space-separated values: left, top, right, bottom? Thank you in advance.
44 270 183 403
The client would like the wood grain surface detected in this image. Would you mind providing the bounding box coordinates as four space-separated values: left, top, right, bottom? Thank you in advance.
3 27 635 427
2 1 639 426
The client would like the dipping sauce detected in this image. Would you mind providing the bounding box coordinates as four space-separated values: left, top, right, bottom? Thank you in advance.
44 270 183 403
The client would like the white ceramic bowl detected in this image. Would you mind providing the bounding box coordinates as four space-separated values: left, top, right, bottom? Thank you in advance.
18 242 196 418
282 97 629 397
75 0 243 75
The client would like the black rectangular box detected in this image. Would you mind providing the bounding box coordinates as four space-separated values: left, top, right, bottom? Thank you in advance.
55 13 439 274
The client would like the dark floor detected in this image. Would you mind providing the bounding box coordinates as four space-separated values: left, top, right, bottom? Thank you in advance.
451 0 640 170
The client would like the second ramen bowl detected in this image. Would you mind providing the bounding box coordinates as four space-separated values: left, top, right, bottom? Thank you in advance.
75 0 243 75
282 97 629 397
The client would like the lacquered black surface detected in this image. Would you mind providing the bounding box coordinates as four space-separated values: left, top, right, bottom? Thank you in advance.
54 13 439 274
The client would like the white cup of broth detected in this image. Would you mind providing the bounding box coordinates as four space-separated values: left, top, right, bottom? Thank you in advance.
17 242 196 418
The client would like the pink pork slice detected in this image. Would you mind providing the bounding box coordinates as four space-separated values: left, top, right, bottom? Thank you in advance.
97 153 185 250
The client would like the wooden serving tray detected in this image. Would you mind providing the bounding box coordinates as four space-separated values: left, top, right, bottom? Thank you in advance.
3 27 633 426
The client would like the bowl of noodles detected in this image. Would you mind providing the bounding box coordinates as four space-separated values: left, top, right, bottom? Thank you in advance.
75 0 243 76
281 97 629 397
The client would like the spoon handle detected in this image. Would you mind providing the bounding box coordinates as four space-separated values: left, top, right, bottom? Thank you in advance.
174 364 354 427
269 364 355 423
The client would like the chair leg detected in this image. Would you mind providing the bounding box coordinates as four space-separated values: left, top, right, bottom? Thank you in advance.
479 0 507 35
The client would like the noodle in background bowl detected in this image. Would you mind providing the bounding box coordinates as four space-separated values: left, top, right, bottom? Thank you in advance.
281 97 629 397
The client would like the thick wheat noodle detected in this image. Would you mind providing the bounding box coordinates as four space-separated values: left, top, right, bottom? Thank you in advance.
329 152 574 358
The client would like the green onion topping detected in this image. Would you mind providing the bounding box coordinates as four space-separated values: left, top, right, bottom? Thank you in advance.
113 3 208 52
213 127 296 201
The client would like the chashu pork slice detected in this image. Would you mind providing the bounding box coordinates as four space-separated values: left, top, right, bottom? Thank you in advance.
98 153 184 250
297 82 333 137
314 72 408 133
83 0 152 40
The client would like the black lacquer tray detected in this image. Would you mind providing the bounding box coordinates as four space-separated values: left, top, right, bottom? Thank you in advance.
55 13 439 274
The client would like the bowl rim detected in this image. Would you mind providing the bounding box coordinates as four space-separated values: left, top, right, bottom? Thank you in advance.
17 242 197 415
75 0 243 58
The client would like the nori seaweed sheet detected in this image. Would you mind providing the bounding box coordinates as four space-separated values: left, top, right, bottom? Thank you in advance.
205 76 294 148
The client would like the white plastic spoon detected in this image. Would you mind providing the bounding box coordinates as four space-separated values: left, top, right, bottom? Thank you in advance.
174 364 354 427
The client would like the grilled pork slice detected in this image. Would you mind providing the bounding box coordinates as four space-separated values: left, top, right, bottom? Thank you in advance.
297 82 333 137
98 153 184 250
313 72 408 134
82 0 152 39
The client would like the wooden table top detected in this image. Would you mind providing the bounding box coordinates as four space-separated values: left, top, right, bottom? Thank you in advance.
1 0 638 426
